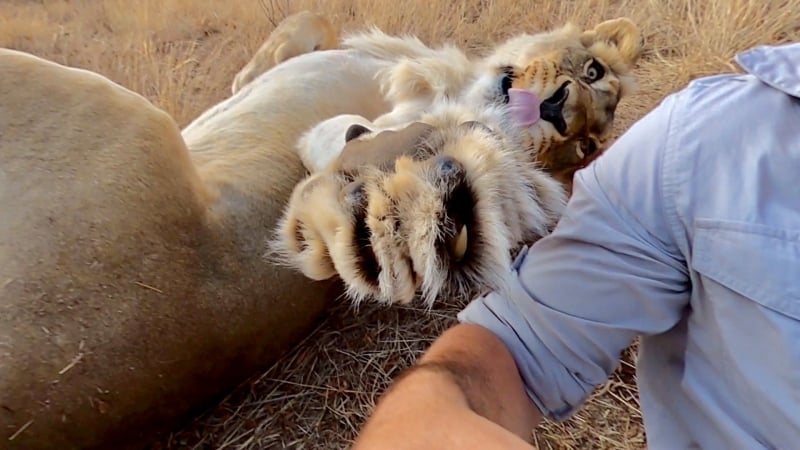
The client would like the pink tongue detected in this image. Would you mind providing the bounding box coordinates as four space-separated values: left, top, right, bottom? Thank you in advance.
508 88 541 127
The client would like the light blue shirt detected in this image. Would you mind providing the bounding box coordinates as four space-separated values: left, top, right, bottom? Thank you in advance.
458 43 800 450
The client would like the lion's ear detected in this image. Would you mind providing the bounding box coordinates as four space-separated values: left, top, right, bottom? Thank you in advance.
345 123 371 142
580 17 643 66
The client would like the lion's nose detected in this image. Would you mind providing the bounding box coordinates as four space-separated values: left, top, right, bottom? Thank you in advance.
540 81 570 135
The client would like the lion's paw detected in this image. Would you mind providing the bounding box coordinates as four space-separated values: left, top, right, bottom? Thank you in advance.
270 172 346 282
274 118 566 308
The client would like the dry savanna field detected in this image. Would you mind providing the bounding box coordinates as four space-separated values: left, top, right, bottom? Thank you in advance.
3 0 799 449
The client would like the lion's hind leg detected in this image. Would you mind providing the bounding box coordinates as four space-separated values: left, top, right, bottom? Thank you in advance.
231 10 340 94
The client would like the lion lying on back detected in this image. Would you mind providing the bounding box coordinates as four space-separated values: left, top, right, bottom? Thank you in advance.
262 14 644 307
0 12 641 449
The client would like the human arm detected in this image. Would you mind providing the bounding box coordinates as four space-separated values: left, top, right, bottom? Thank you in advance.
352 323 542 450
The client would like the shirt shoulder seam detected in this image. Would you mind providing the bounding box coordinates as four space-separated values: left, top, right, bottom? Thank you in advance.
660 89 690 259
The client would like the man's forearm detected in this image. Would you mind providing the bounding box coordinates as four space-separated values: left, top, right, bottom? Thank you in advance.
352 323 543 449
414 323 542 435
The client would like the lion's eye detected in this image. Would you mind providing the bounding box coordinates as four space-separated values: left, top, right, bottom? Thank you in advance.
585 139 598 155
576 138 599 160
585 59 605 83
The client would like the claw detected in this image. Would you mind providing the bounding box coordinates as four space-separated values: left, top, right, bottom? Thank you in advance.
449 224 469 262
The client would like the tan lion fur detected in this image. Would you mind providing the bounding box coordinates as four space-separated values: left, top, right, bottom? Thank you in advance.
0 14 393 449
271 18 644 307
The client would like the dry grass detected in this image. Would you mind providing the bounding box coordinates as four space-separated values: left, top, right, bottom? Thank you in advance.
3 0 800 448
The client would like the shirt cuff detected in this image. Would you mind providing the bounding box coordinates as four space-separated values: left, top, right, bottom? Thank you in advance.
456 247 596 422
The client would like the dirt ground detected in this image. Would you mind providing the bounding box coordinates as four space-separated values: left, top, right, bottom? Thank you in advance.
3 0 800 448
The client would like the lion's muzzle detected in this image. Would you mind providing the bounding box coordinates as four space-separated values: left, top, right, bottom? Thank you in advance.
540 80 570 135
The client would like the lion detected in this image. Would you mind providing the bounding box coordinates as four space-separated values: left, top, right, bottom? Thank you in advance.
270 18 643 307
0 12 641 450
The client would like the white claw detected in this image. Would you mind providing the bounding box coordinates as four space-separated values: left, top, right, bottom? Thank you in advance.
450 225 469 262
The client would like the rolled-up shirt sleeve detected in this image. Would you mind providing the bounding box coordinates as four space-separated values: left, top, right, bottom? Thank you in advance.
458 93 692 421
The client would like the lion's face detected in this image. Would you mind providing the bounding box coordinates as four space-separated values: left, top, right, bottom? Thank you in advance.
481 17 643 187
